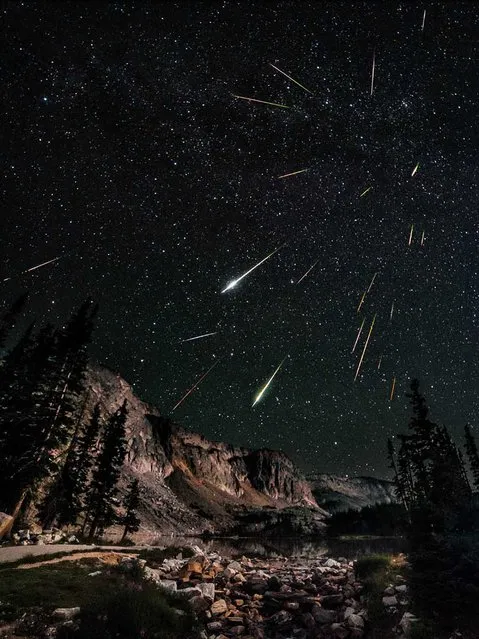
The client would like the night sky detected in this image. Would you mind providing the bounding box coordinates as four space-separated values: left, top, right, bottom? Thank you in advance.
3 2 479 477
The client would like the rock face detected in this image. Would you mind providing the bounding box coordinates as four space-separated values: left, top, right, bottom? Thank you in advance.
83 365 320 537
309 474 397 513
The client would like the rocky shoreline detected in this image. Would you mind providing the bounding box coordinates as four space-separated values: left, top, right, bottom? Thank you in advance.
125 547 411 639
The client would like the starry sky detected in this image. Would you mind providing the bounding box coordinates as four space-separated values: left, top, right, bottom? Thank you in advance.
3 2 479 477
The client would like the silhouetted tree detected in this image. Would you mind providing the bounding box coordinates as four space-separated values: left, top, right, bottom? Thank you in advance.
85 400 128 540
120 478 141 542
465 424 479 491
0 293 28 349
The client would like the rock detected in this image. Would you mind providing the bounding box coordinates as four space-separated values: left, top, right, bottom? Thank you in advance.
230 626 245 636
284 601 300 611
144 566 162 584
346 613 364 629
197 582 215 602
158 580 177 592
211 599 228 615
52 608 81 621
399 612 419 633
321 594 344 608
395 584 407 594
207 621 223 631
67 535 78 543
382 595 398 607
177 586 202 599
324 558 341 568
312 607 337 624
227 560 242 572
330 622 349 638
383 586 395 596
343 606 355 620
267 574 282 591
300 612 315 629
88 570 102 577
189 595 210 613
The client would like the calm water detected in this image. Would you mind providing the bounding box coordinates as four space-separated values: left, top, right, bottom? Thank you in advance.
146 535 406 559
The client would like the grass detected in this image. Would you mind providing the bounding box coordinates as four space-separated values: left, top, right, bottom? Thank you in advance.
0 561 200 639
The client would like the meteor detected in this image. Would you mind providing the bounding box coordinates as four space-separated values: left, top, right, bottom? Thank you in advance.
252 357 287 407
370 50 376 96
357 291 367 313
269 63 313 94
390 376 396 401
367 272 378 293
297 259 319 284
171 360 220 412
278 168 309 179
421 9 426 32
2 256 61 282
411 162 420 177
354 314 377 382
221 245 285 293
420 230 425 246
408 224 414 246
232 94 290 109
351 318 366 354
377 355 383 370
390 301 395 322
181 332 217 343
360 186 372 198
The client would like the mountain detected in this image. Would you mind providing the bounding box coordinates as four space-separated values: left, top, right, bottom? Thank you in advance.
84 365 321 539
308 473 397 513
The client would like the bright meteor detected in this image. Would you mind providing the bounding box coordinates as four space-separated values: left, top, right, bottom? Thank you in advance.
297 259 319 284
221 245 285 293
354 314 377 382
269 63 313 94
232 94 290 109
181 332 217 343
171 359 220 412
3 256 61 283
360 186 372 198
411 162 420 177
351 318 366 354
278 168 309 179
252 357 287 407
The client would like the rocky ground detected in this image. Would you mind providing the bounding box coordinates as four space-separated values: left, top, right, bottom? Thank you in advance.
129 547 413 639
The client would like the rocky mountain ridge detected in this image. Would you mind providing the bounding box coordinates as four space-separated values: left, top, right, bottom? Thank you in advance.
83 365 395 538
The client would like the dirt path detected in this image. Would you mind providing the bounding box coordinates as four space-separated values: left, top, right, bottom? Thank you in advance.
0 544 143 566
17 550 140 569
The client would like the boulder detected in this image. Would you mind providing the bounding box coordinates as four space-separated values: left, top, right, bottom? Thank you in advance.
158 580 177 592
347 613 365 629
197 582 215 602
211 599 228 615
52 608 81 621
189 595 210 613
382 595 398 607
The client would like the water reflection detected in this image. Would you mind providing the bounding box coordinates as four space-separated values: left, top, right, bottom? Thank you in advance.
145 535 406 559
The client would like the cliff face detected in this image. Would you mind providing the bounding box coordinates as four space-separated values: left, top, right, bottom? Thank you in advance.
308 473 397 513
83 365 319 537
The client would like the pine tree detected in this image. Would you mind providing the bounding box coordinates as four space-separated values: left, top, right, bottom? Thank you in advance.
465 424 479 490
120 478 141 542
0 293 28 350
387 438 409 511
85 400 128 541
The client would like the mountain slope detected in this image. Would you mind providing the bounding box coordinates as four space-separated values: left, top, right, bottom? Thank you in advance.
308 473 397 513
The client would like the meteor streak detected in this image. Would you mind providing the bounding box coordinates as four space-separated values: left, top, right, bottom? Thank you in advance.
232 94 290 109
408 224 414 246
367 272 378 293
390 301 395 322
370 50 376 96
377 355 383 370
390 377 396 401
221 245 285 293
181 332 217 343
420 230 425 246
360 186 372 197
2 256 61 282
278 168 309 179
357 291 367 313
269 63 313 94
421 9 426 31
171 360 220 412
354 314 377 382
297 259 319 284
252 358 287 407
411 162 420 177
351 318 366 354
